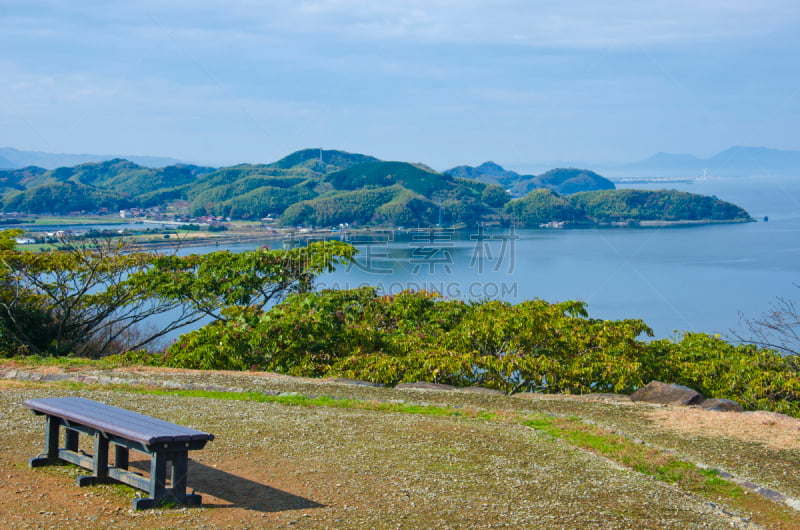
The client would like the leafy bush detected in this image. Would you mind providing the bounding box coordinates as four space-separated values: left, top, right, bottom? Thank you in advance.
645 333 800 416
161 286 800 417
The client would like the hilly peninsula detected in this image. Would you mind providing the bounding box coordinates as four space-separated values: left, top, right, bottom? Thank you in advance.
0 148 751 228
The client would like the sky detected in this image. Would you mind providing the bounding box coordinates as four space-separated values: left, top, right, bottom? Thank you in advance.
2 1 800 170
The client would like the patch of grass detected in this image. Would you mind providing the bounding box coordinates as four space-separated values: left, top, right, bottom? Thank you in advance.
135 386 487 419
560 427 630 457
524 415 699 483
17 243 58 251
104 482 138 501
156 497 178 509
522 414 797 528
1 355 125 370
698 468 744 498
29 216 127 226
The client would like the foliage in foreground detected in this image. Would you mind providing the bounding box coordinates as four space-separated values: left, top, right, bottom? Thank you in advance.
160 287 800 416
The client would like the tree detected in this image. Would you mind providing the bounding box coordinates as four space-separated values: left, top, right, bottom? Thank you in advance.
481 184 510 208
0 229 23 251
132 240 356 323
0 237 197 357
734 291 800 356
0 230 24 353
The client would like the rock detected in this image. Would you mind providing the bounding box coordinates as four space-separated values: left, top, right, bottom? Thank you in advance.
42 374 69 382
454 387 505 395
697 398 743 412
583 393 631 402
395 382 456 391
325 377 384 387
756 487 786 502
630 380 705 406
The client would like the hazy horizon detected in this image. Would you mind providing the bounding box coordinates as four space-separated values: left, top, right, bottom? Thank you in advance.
2 2 799 169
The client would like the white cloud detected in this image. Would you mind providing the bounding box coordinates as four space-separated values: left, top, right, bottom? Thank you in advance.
208 0 800 48
5 1 800 51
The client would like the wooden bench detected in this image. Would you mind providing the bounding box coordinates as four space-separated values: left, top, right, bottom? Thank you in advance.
25 397 214 510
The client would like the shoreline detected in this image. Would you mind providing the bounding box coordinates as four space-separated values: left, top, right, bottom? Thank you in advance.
6 216 756 252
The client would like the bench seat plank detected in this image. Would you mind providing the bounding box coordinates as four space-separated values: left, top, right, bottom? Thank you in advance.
25 397 214 446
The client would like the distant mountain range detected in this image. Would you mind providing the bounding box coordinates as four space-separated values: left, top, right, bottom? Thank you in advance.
0 147 184 170
619 146 800 177
2 145 799 177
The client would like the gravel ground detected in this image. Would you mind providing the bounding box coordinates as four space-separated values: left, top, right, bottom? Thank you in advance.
1 365 798 528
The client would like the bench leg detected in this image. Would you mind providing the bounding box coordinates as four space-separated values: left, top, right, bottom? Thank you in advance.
131 451 202 510
170 452 202 506
77 434 114 487
29 415 61 467
131 451 168 510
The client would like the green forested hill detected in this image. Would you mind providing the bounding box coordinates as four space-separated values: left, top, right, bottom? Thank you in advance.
1 158 214 213
271 148 380 172
511 168 615 196
0 166 47 192
281 185 435 227
281 161 498 227
505 188 752 227
324 161 450 195
504 189 591 226
570 189 751 223
4 181 132 214
445 162 615 196
0 148 751 227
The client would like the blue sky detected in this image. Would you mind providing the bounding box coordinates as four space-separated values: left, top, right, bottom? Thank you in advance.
2 1 799 169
